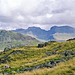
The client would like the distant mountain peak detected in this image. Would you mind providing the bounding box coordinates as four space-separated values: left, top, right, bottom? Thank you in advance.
50 25 75 33
50 26 74 30
27 26 42 30
12 26 75 41
50 26 58 29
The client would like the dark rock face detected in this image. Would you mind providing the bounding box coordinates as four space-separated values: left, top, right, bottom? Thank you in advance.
61 50 75 56
46 51 56 56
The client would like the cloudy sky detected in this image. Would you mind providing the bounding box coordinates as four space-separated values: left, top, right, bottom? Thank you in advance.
0 0 75 30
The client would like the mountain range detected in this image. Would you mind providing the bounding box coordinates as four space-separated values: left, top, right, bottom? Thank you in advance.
0 26 75 49
12 26 75 41
0 30 40 50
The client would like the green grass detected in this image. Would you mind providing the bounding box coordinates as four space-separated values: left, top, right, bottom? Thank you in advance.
0 40 75 75
17 58 75 75
0 30 40 50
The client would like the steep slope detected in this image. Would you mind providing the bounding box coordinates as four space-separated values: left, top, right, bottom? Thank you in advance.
12 26 75 41
0 40 75 75
0 30 40 50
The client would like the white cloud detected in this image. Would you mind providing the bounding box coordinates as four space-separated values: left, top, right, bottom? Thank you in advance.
46 14 53 18
16 15 24 22
0 0 75 30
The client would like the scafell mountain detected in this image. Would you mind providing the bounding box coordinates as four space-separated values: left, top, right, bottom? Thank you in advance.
12 26 75 41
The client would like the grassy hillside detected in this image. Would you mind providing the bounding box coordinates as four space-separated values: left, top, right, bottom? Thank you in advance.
0 30 40 50
17 58 75 75
0 40 75 75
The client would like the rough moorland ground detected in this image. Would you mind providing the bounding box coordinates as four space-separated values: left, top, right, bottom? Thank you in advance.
0 40 75 75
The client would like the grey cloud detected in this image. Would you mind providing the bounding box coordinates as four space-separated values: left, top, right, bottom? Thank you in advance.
0 16 14 23
0 0 75 30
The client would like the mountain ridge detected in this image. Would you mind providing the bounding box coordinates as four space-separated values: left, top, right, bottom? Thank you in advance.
12 26 75 41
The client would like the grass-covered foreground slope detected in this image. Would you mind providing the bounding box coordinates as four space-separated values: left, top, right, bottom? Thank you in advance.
0 40 75 75
0 30 40 50
17 58 75 75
